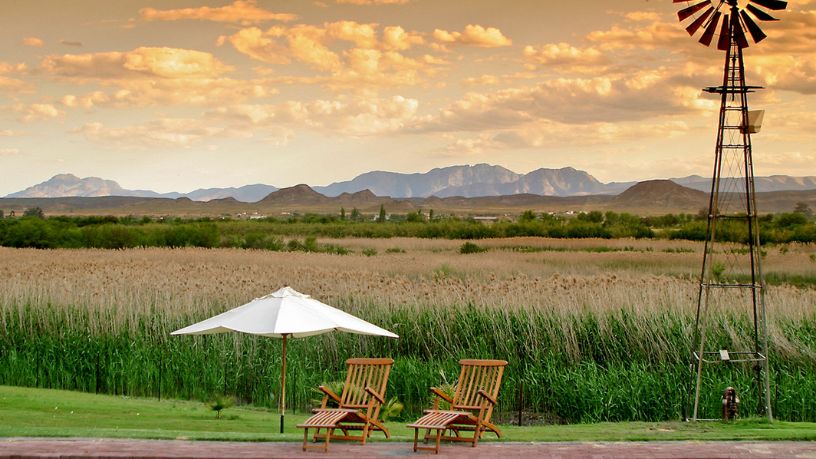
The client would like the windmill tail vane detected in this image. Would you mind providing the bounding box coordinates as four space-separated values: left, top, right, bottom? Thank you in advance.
675 0 787 50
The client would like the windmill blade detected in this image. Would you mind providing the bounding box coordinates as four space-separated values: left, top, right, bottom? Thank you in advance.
700 11 722 47
749 0 787 11
687 7 714 35
746 4 779 21
733 17 750 48
741 10 768 43
679 0 712 22
717 13 731 50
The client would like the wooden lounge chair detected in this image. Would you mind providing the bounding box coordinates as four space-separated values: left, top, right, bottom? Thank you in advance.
298 357 393 452
408 359 508 454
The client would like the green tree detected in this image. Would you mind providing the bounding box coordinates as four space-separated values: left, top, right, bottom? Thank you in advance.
340 207 346 220
518 210 537 222
350 207 361 221
428 209 434 220
794 202 813 218
0 210 4 219
377 204 386 223
23 207 44 219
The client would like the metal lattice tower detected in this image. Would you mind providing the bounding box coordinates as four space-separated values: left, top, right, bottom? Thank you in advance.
673 0 787 421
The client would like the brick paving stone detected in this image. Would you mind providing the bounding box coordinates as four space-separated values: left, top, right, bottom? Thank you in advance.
1 439 815 459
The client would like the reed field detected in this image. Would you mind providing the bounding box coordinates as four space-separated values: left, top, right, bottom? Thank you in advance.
1 238 815 423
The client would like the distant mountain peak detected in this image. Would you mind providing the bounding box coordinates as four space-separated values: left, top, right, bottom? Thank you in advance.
7 173 127 198
259 184 328 204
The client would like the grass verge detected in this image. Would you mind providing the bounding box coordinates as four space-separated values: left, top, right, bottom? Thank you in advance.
1 386 815 442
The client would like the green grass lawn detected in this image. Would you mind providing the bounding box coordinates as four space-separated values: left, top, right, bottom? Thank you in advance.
1 386 814 442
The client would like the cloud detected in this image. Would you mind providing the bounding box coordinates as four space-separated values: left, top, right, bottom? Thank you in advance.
0 62 29 91
74 119 252 149
335 0 411 4
59 77 273 109
415 71 702 133
523 43 603 68
586 15 686 50
60 40 83 47
432 25 512 48
22 37 44 47
42 47 233 80
207 95 420 136
222 22 442 90
0 148 20 156
40 47 277 108
140 0 296 25
0 129 18 136
382 26 424 50
17 103 63 122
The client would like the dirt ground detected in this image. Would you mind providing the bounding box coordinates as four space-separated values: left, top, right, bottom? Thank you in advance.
2 438 816 459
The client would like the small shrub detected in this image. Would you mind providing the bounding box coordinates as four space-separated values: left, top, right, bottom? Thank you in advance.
362 248 378 257
459 242 487 254
385 247 405 254
208 395 235 419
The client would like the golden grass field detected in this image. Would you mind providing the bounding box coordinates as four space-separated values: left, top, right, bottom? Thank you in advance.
1 238 814 359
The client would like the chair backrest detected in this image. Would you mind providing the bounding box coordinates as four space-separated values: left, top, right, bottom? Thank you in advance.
339 357 394 410
451 359 508 416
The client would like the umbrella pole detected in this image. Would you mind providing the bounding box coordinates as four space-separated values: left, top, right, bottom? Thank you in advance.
280 334 288 434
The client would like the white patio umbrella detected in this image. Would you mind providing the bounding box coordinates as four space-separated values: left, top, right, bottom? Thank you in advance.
171 286 398 433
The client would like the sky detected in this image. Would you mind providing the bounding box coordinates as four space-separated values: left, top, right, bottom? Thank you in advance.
1 0 815 195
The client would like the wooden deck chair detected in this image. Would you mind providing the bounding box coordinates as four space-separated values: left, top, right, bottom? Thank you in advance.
298 357 393 452
408 359 507 454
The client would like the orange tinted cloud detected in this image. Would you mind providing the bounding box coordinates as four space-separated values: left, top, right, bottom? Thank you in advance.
22 37 44 47
432 25 511 48
41 47 232 79
140 0 296 25
223 22 442 89
0 62 30 92
335 0 411 4
208 95 419 136
18 103 63 123
75 119 252 149
523 43 602 67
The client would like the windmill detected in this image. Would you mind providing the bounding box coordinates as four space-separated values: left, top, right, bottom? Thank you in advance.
673 0 787 421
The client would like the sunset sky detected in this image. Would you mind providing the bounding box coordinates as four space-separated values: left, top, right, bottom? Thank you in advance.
1 0 814 195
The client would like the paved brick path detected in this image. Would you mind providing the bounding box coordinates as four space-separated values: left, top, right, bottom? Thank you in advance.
2 439 816 459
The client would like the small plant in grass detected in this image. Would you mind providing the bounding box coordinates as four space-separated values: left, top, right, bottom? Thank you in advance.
380 396 404 421
459 242 487 254
433 369 457 410
711 262 726 282
310 380 345 407
362 248 378 257
385 247 405 254
208 395 235 419
810 254 816 263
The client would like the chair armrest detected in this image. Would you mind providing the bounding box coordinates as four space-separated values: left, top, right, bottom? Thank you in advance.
318 385 343 405
476 389 497 406
430 387 454 404
365 386 385 405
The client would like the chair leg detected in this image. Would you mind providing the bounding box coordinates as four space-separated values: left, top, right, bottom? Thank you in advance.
434 429 443 454
361 422 369 445
324 427 333 452
302 428 308 451
413 428 419 452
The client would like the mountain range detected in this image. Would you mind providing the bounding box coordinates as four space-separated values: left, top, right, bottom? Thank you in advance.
7 165 816 202
3 180 814 217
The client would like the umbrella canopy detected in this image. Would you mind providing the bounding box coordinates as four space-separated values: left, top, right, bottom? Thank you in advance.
172 286 397 339
171 286 398 432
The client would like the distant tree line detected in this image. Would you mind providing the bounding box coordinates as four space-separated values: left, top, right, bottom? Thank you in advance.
0 205 814 250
